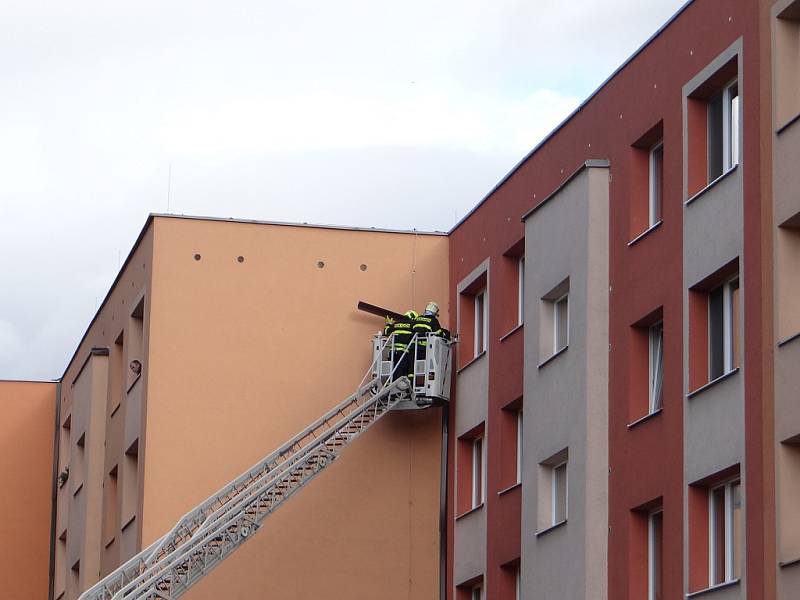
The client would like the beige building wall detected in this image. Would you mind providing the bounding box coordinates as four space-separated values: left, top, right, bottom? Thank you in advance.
0 381 56 600
142 216 448 600
772 1 800 595
54 226 154 600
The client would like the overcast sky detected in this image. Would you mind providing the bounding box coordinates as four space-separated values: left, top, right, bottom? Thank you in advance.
1 0 686 380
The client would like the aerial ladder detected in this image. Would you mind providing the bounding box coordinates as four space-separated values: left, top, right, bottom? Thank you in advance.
77 328 452 600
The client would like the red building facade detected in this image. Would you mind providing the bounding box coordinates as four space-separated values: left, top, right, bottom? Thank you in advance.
447 1 794 598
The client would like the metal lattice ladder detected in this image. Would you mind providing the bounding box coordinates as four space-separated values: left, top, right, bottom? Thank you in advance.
78 334 450 600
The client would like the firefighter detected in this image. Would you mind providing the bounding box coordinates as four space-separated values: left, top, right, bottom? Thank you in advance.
411 301 448 380
413 301 448 347
385 310 417 382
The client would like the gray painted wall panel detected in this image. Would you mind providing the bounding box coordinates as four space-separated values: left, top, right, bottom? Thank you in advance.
684 169 743 288
684 373 745 484
453 507 486 585
682 41 745 592
454 354 488 438
522 165 609 600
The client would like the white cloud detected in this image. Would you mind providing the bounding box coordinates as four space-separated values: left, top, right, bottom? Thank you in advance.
0 0 686 379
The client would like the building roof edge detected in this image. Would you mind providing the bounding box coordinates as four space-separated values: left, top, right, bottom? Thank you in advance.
449 0 695 234
150 213 447 236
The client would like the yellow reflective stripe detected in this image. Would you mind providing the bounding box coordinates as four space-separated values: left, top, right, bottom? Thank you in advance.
414 323 433 331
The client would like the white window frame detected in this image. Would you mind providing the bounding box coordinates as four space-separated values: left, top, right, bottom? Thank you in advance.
553 293 569 353
516 410 523 485
710 79 740 179
515 566 521 600
551 461 568 526
708 479 741 586
474 291 487 356
709 276 739 379
648 509 663 600
649 321 664 413
722 277 739 373
471 585 483 600
471 437 484 509
518 256 525 326
726 80 739 170
648 141 664 227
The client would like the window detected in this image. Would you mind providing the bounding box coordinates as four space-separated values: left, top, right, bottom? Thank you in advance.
552 462 567 525
776 215 800 339
553 294 569 353
537 448 568 531
472 437 485 508
518 257 525 325
127 298 145 389
475 291 487 356
648 510 663 600
630 121 664 238
516 410 523 484
471 586 483 600
103 465 119 544
707 79 739 181
457 424 485 515
122 439 139 524
515 567 521 600
649 142 664 227
708 277 740 380
775 1 800 126
539 278 569 362
709 480 742 585
777 436 800 562
649 322 664 412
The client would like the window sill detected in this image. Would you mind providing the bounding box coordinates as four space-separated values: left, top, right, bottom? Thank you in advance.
687 368 740 400
779 555 800 569
535 519 567 537
457 351 486 374
499 323 524 342
627 408 663 429
627 220 663 247
538 345 568 369
456 503 484 521
686 579 740 598
776 110 800 136
685 164 738 207
778 331 800 348
498 482 521 496
121 514 136 532
72 482 83 497
110 402 121 418
104 536 116 549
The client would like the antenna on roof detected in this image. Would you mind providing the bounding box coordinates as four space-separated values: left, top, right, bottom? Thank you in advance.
167 163 173 213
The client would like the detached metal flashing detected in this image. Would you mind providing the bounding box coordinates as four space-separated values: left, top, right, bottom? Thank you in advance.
521 159 610 222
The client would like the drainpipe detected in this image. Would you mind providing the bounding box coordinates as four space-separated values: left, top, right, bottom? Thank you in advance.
48 381 62 600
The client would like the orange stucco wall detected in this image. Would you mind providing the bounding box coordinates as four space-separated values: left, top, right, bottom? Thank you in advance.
0 380 56 600
142 216 449 599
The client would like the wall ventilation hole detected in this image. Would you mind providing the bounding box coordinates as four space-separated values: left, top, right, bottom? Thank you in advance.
317 261 325 269
360 264 367 271
194 254 201 261
237 256 245 263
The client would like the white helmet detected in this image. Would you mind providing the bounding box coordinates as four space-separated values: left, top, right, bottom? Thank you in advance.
425 301 440 316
